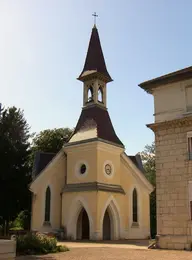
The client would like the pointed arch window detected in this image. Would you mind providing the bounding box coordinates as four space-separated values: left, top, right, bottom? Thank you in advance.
98 87 103 103
132 188 138 223
88 87 93 102
45 186 51 222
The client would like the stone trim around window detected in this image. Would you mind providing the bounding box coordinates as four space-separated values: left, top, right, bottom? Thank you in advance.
75 160 89 179
131 222 139 228
43 221 51 227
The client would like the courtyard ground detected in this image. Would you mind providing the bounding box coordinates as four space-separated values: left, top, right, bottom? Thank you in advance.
16 240 192 260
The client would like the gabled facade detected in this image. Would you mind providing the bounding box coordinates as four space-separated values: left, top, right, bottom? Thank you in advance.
30 25 153 240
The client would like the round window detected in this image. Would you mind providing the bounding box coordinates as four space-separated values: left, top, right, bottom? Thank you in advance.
103 160 114 178
80 164 86 174
105 164 112 175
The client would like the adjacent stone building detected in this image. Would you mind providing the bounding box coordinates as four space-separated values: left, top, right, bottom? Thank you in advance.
139 67 192 250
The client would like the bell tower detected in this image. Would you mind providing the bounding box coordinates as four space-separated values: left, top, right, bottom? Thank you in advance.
82 78 107 107
68 24 123 147
77 25 112 109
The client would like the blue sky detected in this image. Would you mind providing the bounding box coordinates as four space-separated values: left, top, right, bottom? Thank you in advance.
1 0 192 154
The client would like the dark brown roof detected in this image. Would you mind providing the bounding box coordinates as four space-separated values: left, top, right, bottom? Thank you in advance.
32 152 56 179
68 104 124 147
139 66 192 93
128 154 145 174
78 26 112 83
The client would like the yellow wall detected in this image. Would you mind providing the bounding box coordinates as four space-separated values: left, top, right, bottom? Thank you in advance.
31 152 66 231
97 144 121 185
30 142 151 240
62 191 98 240
64 141 123 185
64 142 97 184
153 78 192 122
120 157 151 239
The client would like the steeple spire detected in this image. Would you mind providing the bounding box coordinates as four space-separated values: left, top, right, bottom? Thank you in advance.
78 26 112 83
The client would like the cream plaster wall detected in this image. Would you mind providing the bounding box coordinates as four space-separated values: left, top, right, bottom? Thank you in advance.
153 78 192 122
97 142 122 185
120 158 151 239
62 191 97 240
31 151 66 232
64 141 123 185
64 142 97 184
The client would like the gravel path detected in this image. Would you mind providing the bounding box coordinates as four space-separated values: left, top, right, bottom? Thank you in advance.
16 247 192 260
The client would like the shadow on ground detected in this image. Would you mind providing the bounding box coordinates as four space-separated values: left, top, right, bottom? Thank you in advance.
61 239 149 246
16 255 56 260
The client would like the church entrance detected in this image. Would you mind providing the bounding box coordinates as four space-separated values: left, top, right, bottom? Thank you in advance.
103 208 111 240
76 208 90 240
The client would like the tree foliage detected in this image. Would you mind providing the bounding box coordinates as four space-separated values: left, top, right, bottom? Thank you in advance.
29 128 73 168
31 128 73 153
140 142 156 238
141 142 155 186
0 106 31 232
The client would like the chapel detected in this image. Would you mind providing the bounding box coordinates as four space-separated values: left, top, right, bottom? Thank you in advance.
29 24 153 240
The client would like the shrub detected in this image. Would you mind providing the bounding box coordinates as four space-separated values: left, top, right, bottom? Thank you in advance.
10 227 24 231
16 232 69 255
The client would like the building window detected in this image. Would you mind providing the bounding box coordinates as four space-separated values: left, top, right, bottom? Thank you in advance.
187 132 192 160
189 181 192 221
45 186 51 222
190 201 192 221
185 86 192 112
132 188 138 223
80 164 86 174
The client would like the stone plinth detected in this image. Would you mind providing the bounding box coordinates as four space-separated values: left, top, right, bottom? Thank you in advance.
0 239 16 260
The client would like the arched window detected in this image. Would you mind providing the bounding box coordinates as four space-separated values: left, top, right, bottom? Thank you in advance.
98 87 103 103
45 186 51 222
132 188 138 222
88 87 93 102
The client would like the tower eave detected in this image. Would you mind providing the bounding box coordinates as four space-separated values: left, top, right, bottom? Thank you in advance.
77 71 113 83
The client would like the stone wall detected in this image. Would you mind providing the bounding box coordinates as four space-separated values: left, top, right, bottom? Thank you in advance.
152 118 192 250
0 239 16 260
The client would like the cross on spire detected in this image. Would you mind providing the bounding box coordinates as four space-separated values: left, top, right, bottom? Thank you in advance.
92 12 98 26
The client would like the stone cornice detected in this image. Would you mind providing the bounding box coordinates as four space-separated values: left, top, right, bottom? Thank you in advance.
65 137 124 149
147 115 192 132
62 182 125 194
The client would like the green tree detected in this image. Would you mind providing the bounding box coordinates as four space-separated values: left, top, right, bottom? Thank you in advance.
0 106 31 234
10 210 30 230
31 128 73 153
140 142 156 238
29 128 73 168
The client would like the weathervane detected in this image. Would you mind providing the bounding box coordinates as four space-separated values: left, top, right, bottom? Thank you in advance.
92 12 98 26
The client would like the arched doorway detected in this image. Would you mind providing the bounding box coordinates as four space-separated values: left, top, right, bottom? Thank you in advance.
76 208 90 240
101 198 121 240
103 209 111 240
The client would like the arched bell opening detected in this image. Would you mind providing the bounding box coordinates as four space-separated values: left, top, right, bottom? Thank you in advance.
87 87 94 102
98 87 103 103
